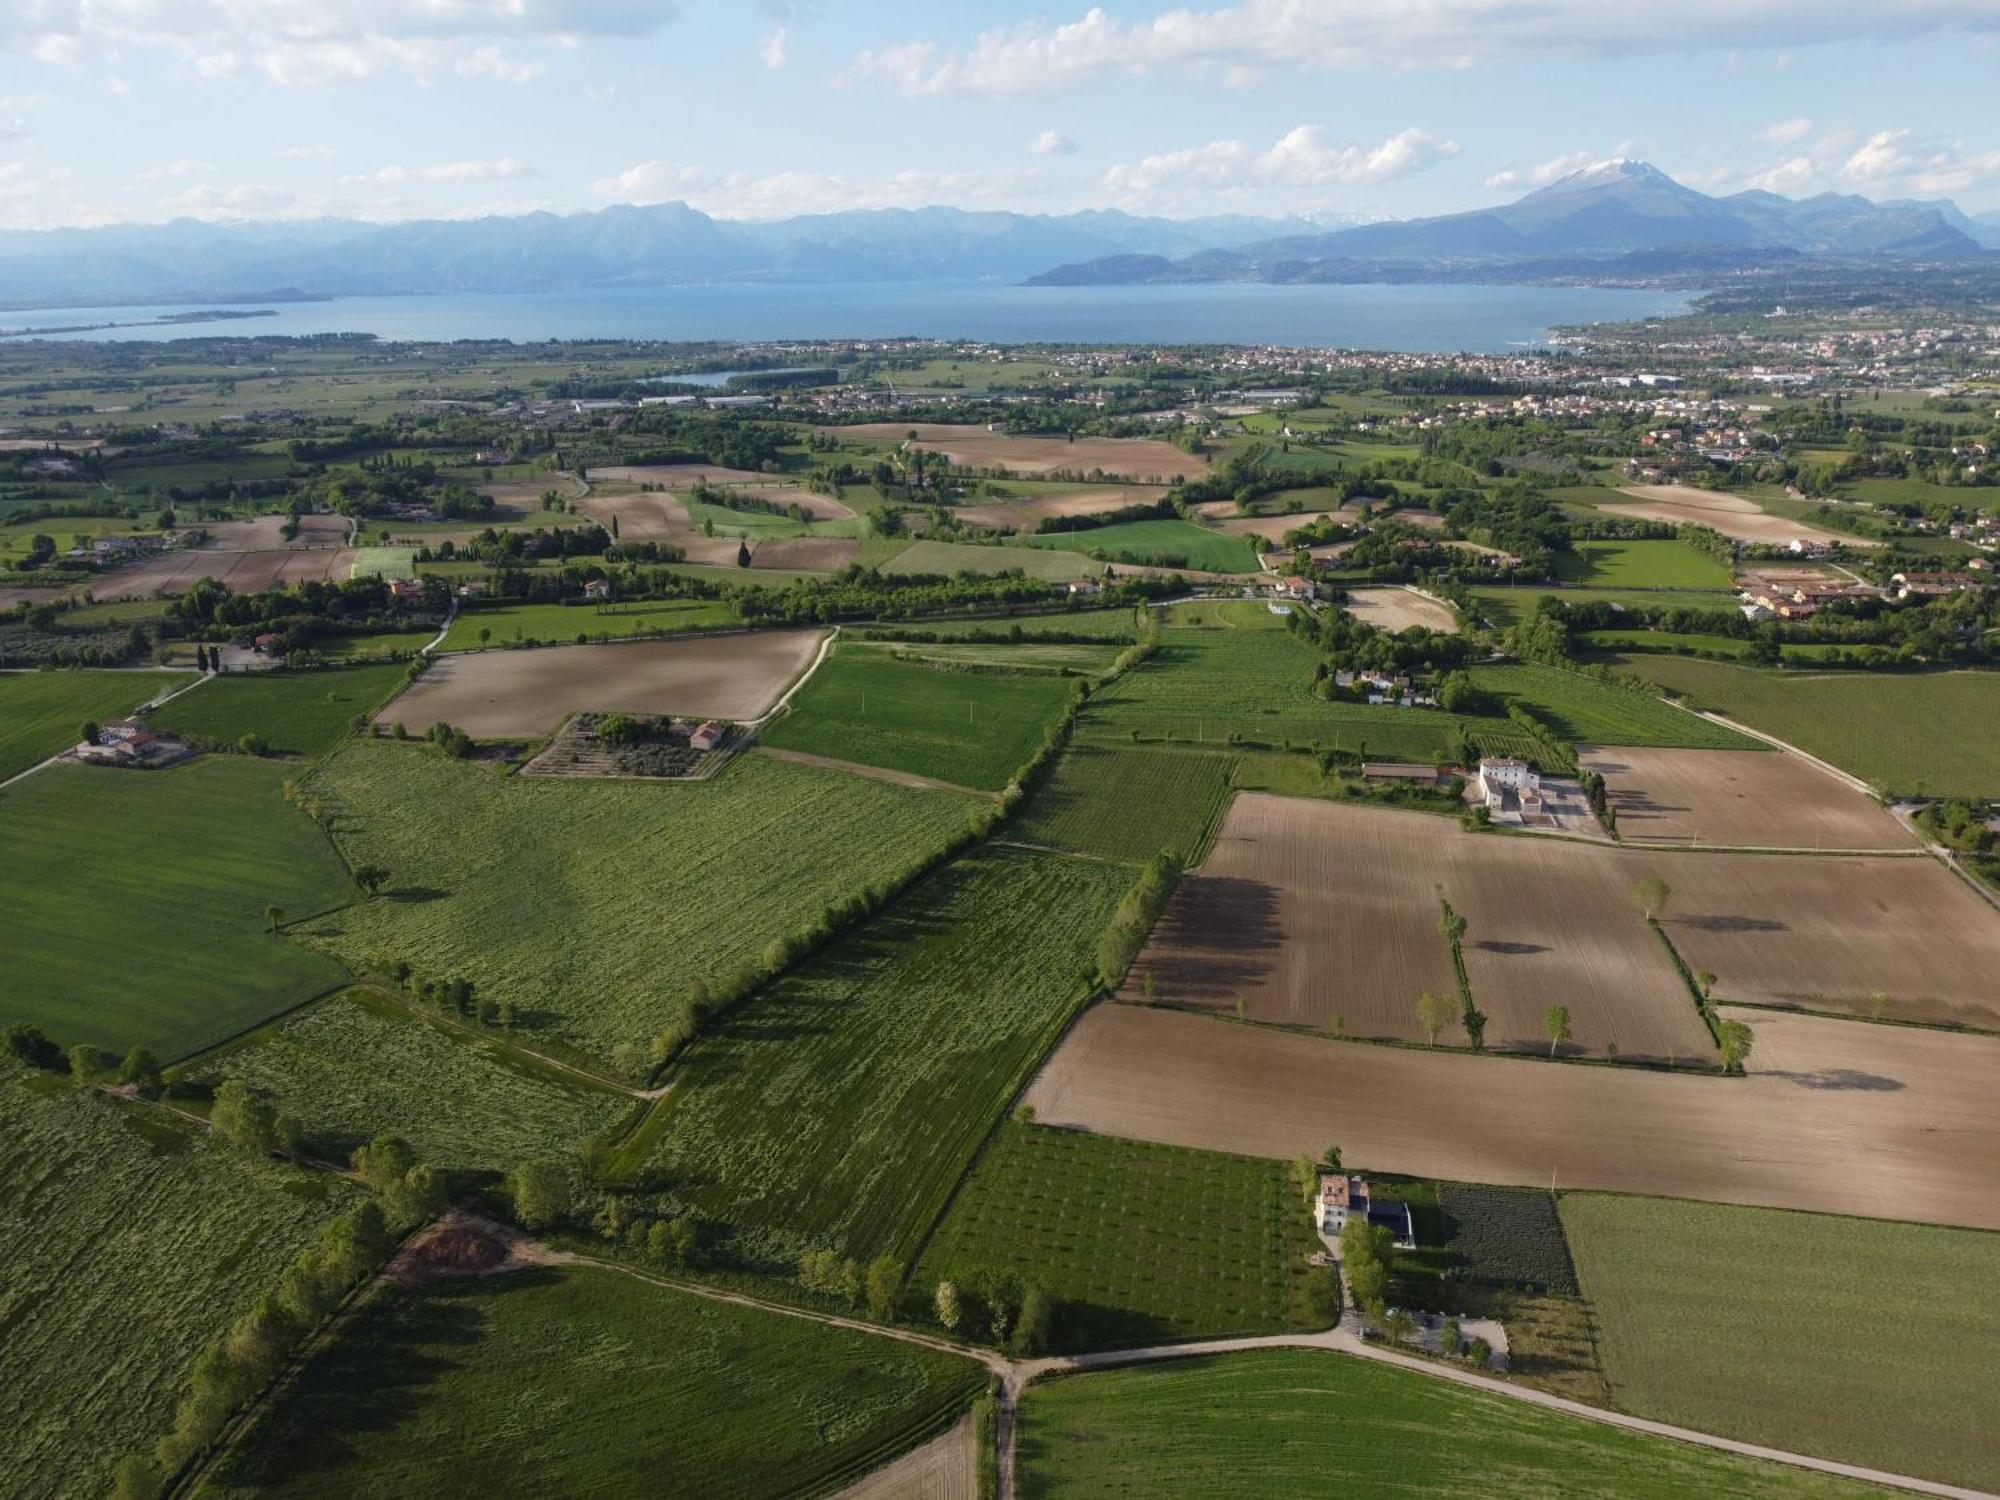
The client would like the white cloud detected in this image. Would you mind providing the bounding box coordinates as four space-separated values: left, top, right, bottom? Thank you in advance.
1101 125 1456 211
277 143 339 161
1483 150 1610 192
1 2 679 85
842 2 2000 97
140 158 212 181
591 159 1050 218
343 158 537 188
1729 126 2000 200
1031 129 1078 157
759 26 789 68
1741 155 1817 192
1760 117 1814 145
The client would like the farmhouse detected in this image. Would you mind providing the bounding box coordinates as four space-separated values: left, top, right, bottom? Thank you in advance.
1476 757 1542 823
1272 576 1318 601
1316 1173 1417 1248
72 723 191 769
689 720 727 752
583 578 612 600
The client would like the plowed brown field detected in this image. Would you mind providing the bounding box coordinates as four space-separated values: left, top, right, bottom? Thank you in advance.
1341 587 1460 634
1607 485 1877 548
955 484 1167 532
374 629 827 737
1579 744 1914 850
1658 850 2000 1028
1026 1003 2000 1230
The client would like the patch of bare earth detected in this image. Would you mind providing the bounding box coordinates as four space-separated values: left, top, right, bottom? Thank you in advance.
387 1215 551 1287
1129 796 1713 1064
97 545 358 599
955 485 1167 532
1342 587 1460 634
750 537 860 571
1579 745 1914 851
374 629 827 738
833 1415 976 1500
1607 485 1878 548
1026 1002 2000 1230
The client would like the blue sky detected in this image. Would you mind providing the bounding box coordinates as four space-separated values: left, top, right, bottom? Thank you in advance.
2 2 1998 230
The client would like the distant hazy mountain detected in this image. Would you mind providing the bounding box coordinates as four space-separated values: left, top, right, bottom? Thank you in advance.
1029 161 1990 285
0 203 1315 308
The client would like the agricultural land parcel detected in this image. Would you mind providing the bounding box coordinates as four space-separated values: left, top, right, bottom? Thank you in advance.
1127 795 1718 1064
0 667 161 780
1654 849 2000 1028
1472 586 1743 630
1014 1349 1880 1499
150 662 408 756
438 598 739 651
954 483 1167 531
374 630 826 739
294 745 977 1068
637 845 1131 1264
914 1122 1323 1351
1562 1193 2000 1492
1 757 352 1059
1022 518 1260 574
834 423 1210 483
177 988 634 1176
0 1067 357 1500
1025 1003 2000 1231
1552 538 1736 590
855 608 1137 642
877 538 1098 582
1340 587 1460 634
1010 745 1238 865
1466 662 1759 750
1604 485 1880 549
758 642 1080 791
206 1266 984 1500
1576 745 1914 850
1605 656 2000 798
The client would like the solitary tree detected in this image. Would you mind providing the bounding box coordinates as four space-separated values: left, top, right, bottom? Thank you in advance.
1717 1018 1756 1075
264 905 284 933
1632 876 1672 921
1437 902 1467 948
1867 991 1891 1022
865 1256 903 1322
80 719 102 747
1695 970 1717 1005
68 1044 101 1084
1439 1316 1464 1359
509 1158 572 1231
1322 1143 1343 1172
1468 1335 1494 1369
1415 990 1457 1048
1544 1004 1572 1058
736 539 752 568
352 864 390 897
119 1046 164 1098
933 1278 962 1333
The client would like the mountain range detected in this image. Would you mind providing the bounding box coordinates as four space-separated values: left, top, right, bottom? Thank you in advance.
0 206 1316 309
0 161 1992 309
1028 160 2000 286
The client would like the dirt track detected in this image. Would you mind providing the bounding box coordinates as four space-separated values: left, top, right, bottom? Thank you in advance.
1580 744 1915 850
1026 1002 2000 1231
375 630 828 737
834 1415 975 1500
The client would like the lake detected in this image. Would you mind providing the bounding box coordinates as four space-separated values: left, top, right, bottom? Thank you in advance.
4 280 1695 352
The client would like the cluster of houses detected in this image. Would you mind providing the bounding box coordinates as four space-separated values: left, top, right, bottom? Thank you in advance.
1316 1173 1417 1249
69 717 191 770
1737 570 1880 621
1331 669 1438 709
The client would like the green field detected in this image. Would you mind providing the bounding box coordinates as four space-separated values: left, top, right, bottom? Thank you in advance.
1579 630 1855 664
1016 1349 1878 1498
1553 540 1735 590
881 640 1125 674
347 545 417 580
1562 1193 2000 1491
1467 662 1761 749
880 538 1098 582
759 642 1080 790
207 1266 984 1499
0 757 353 1058
1471 586 1744 629
1080 604 1466 761
1 1066 356 1499
150 663 407 756
637 845 1130 1263
1605 656 2000 796
294 744 977 1068
915 1124 1322 1351
321 628 438 658
176 988 634 1176
0 668 162 780
1022 518 1259 574
1013 745 1238 864
439 597 739 651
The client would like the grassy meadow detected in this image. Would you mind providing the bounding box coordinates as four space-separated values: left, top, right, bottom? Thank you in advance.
1021 517 1260 573
150 663 408 756
880 538 1098 581
1012 745 1239 864
0 668 164 780
294 743 978 1068
634 845 1130 1263
0 757 353 1058
1562 1193 2000 1492
1553 539 1735 590
1606 656 2000 796
206 1266 984 1499
759 642 1080 790
0 1066 357 1499
915 1124 1323 1351
1015 1349 1882 1499
1467 661 1761 750
438 597 739 651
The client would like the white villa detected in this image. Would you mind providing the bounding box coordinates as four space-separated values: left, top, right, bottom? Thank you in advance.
1475 756 1542 824
1317 1173 1416 1248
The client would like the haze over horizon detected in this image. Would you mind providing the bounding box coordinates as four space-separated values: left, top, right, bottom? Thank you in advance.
3 1 2000 233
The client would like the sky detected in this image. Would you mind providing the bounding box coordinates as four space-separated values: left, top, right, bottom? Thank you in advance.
2 1 1999 232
